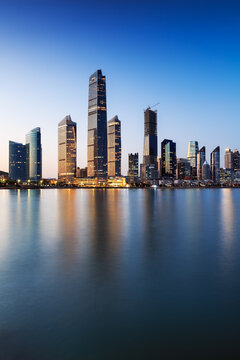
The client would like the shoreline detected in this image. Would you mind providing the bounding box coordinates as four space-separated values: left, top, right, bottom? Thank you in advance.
0 186 239 190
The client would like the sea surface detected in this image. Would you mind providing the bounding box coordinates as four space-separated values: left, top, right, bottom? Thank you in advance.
0 189 240 360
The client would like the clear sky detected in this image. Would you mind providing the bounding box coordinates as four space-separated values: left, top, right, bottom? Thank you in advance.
0 0 239 177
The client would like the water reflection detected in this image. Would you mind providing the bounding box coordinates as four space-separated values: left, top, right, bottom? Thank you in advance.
221 189 234 246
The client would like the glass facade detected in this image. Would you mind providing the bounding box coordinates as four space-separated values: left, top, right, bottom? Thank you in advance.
58 115 77 180
107 116 121 177
197 146 206 180
210 146 220 182
143 108 158 179
202 161 211 180
161 139 176 179
187 141 199 178
25 127 42 181
224 148 233 170
233 149 239 172
176 158 191 180
9 141 26 181
128 153 138 184
87 70 107 178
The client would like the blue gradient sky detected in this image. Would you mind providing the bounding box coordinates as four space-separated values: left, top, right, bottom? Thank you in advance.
0 0 239 177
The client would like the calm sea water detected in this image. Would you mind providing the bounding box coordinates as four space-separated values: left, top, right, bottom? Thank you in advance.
1 189 240 359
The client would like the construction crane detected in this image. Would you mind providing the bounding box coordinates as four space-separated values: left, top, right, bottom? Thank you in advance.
147 102 160 110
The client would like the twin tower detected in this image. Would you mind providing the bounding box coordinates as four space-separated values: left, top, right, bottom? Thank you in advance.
58 70 121 180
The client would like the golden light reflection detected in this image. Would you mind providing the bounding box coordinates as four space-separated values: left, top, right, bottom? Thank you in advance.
57 189 78 258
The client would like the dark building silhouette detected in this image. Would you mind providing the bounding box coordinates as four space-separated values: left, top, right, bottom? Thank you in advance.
9 141 26 181
176 158 191 180
202 161 211 180
128 153 138 184
87 70 107 178
161 139 176 179
233 149 240 172
210 146 220 182
142 107 158 179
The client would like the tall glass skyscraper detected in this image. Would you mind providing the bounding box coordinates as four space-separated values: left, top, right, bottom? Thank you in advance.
187 141 199 178
87 70 107 178
224 148 233 170
58 115 77 180
161 139 176 179
233 149 239 172
197 146 206 180
25 127 42 181
128 153 138 184
210 146 220 182
9 141 26 181
107 116 121 177
142 107 158 179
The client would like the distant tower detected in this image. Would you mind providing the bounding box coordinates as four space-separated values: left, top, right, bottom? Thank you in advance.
128 153 138 184
58 115 77 180
142 107 158 179
9 141 26 181
197 146 206 180
107 116 121 177
233 149 240 172
176 158 191 180
210 146 220 182
224 148 233 170
161 139 176 179
202 161 211 180
87 70 107 178
25 127 42 181
187 141 199 178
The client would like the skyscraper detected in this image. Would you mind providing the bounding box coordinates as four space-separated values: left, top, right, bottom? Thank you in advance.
233 149 240 172
107 116 121 177
87 70 107 178
161 139 176 179
128 153 138 184
176 158 191 180
197 146 206 180
210 146 220 182
187 141 199 178
25 127 42 181
202 161 211 180
142 107 158 179
9 141 26 181
224 148 233 170
58 115 77 180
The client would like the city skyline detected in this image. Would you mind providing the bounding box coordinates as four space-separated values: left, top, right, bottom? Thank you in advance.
0 0 240 177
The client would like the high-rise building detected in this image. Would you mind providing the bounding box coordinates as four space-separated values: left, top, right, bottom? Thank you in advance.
9 141 26 181
157 157 161 178
25 127 42 181
176 158 191 180
202 161 211 180
142 107 158 179
187 141 199 178
161 139 176 179
107 116 121 177
87 69 107 178
197 146 206 180
128 153 138 184
224 148 233 170
210 146 220 182
233 149 240 172
58 115 77 180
